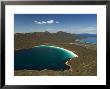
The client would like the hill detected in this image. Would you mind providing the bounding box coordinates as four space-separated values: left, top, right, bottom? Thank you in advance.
14 31 97 76
74 33 97 39
14 31 76 50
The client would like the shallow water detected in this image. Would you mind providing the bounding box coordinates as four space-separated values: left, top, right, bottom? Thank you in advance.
14 45 77 71
78 37 97 44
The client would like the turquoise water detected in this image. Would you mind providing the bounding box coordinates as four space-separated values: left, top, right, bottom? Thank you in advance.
14 45 77 71
77 37 97 44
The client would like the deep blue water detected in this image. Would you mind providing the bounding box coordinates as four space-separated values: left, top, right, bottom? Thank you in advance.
14 45 77 71
77 37 97 44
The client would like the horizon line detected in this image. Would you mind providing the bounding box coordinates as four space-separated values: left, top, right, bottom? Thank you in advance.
14 31 97 34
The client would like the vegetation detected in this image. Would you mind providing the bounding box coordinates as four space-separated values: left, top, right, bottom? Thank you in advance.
14 31 97 76
14 31 75 50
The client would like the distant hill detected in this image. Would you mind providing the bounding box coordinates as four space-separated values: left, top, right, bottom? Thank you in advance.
14 31 76 50
73 33 97 39
77 33 96 37
14 31 97 50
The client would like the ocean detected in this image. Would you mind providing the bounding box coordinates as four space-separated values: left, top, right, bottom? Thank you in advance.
77 37 97 44
14 45 77 71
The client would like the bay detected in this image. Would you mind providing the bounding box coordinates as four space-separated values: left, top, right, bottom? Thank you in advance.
14 45 77 71
77 37 97 44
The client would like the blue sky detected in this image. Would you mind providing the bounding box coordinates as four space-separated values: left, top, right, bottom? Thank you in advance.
14 14 97 34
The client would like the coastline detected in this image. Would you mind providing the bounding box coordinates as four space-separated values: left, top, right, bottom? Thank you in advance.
65 59 72 72
14 42 97 76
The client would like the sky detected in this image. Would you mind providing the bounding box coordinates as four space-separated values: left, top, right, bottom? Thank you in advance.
14 14 97 34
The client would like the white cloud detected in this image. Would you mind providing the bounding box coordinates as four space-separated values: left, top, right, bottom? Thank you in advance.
34 20 60 25
37 22 43 24
42 21 47 24
60 26 97 34
83 27 97 34
71 26 97 34
47 20 54 24
34 21 38 23
56 21 60 23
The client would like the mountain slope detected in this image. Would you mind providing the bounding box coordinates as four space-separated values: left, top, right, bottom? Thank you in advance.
14 31 75 50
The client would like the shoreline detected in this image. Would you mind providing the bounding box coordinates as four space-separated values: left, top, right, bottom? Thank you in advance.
14 42 97 76
15 42 97 51
65 59 72 72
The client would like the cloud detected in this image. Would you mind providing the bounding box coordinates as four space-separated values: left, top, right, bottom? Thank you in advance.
37 22 42 24
34 20 60 25
34 21 37 23
62 26 97 34
42 21 47 24
47 20 54 24
72 26 97 34
84 27 97 34
56 21 60 23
